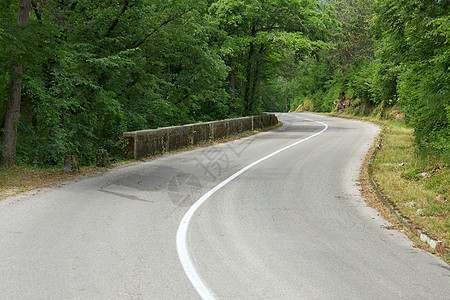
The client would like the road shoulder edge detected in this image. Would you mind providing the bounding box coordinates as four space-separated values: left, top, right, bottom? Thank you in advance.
365 125 450 261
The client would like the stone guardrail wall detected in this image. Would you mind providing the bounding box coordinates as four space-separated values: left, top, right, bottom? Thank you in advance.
123 114 278 159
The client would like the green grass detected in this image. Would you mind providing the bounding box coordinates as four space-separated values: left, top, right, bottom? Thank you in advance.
372 121 449 247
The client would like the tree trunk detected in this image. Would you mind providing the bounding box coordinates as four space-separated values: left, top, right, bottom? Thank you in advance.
230 27 238 103
230 57 237 96
243 25 257 114
243 44 254 113
285 80 288 112
1 0 32 167
247 58 260 114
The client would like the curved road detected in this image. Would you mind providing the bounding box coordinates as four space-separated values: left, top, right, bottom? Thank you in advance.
0 113 448 299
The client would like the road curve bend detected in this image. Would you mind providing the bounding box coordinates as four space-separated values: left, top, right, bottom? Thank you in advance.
0 113 448 299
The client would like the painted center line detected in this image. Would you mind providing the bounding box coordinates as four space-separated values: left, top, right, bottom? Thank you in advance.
176 114 328 300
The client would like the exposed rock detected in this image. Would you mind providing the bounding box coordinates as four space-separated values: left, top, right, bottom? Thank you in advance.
64 155 79 173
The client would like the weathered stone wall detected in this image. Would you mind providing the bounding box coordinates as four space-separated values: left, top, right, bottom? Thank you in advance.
211 121 228 140
227 119 242 136
166 126 190 152
240 117 253 132
252 115 263 130
188 123 211 145
123 114 278 159
262 114 272 128
135 129 164 159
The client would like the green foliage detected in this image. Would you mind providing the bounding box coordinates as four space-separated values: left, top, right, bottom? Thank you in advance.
0 72 7 126
401 168 423 181
284 0 375 114
3 0 446 167
321 69 345 112
210 0 336 114
373 0 450 158
286 0 449 160
287 57 336 112
259 77 288 112
1 0 336 167
2 0 233 166
329 0 373 71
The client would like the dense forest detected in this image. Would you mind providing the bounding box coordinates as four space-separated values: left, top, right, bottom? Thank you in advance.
1 0 448 167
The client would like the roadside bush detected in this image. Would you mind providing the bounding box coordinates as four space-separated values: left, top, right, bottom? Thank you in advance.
303 99 314 111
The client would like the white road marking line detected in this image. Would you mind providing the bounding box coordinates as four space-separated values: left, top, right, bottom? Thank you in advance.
176 114 328 300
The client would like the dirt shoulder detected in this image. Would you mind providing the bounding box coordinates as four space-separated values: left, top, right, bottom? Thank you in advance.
330 113 449 263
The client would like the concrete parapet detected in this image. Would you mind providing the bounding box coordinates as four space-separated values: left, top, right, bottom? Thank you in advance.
123 114 277 159
240 117 253 132
211 121 228 140
227 119 243 136
188 123 211 145
166 126 190 152
252 115 263 130
270 114 278 126
262 114 271 128
136 129 164 158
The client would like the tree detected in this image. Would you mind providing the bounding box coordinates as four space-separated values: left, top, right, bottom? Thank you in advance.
0 0 342 167
2 0 232 166
373 0 450 156
329 0 374 71
210 0 335 114
1 0 32 167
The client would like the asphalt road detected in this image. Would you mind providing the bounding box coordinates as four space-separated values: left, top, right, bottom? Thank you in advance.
0 113 449 299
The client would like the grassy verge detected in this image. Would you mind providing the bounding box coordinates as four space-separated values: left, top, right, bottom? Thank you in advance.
331 112 449 262
0 165 110 201
371 121 449 250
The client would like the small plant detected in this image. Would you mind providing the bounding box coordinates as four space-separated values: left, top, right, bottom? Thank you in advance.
401 168 422 180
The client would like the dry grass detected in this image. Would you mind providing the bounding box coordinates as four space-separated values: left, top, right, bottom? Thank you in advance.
329 112 449 261
0 165 109 201
371 121 449 248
